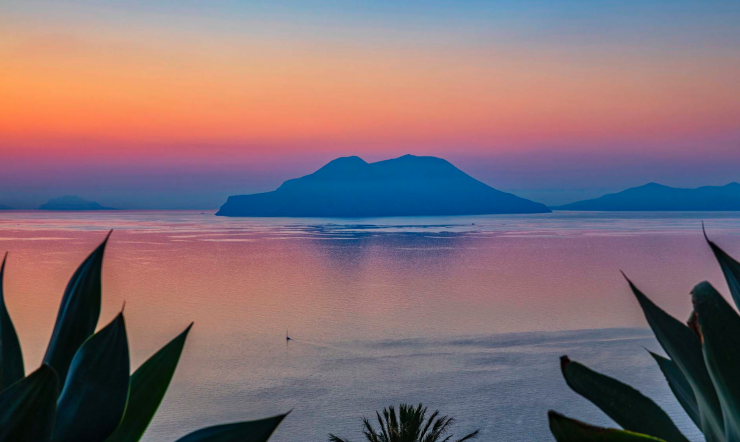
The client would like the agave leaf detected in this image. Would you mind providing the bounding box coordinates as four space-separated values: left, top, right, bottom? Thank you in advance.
0 252 24 390
560 356 688 442
625 275 725 441
106 323 193 442
704 226 740 310
691 281 740 442
53 312 130 442
0 364 59 442
649 352 701 430
548 411 667 441
174 413 288 442
44 232 111 385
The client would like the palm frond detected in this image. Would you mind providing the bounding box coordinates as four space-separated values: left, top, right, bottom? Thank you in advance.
377 411 390 442
454 429 479 442
331 404 479 442
362 417 382 442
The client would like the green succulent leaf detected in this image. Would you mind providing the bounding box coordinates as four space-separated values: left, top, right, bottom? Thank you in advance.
44 232 111 385
560 356 688 442
0 364 59 442
106 323 193 442
691 281 740 442
625 275 725 441
0 252 24 390
649 352 701 431
174 413 288 442
704 226 740 310
548 411 666 441
53 312 130 442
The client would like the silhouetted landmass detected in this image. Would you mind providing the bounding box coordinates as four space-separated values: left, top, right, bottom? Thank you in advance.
39 195 116 211
217 155 550 217
553 182 740 211
0 205 13 210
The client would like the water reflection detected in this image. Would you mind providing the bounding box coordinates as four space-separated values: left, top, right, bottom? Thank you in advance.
0 211 738 441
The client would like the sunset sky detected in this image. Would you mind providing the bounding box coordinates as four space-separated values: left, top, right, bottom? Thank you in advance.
1 0 739 208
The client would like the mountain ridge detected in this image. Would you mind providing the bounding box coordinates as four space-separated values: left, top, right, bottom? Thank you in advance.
217 154 550 217
39 195 116 211
553 182 740 211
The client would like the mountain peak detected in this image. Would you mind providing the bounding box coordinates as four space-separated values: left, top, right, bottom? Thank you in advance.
553 182 740 211
218 154 550 217
39 195 115 211
323 156 368 167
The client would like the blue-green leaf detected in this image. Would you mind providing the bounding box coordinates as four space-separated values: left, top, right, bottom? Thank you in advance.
692 281 740 442
0 364 59 442
44 232 111 386
704 226 740 311
53 312 130 442
625 275 724 441
0 252 24 390
549 411 667 441
560 356 688 442
175 413 288 442
106 323 193 442
649 352 701 431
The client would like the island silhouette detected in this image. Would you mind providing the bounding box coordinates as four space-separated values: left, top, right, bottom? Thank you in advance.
39 195 116 211
0 204 13 210
217 154 550 217
553 182 740 211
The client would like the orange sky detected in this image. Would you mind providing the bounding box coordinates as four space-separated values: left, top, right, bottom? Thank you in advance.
1 1 739 208
2 2 739 157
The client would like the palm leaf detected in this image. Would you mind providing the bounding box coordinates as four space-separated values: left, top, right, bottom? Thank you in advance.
560 355 688 442
53 312 130 442
44 232 110 385
691 281 740 441
704 225 740 310
106 323 193 442
549 411 667 441
174 413 288 442
0 364 59 442
0 252 24 390
649 352 701 430
625 274 724 441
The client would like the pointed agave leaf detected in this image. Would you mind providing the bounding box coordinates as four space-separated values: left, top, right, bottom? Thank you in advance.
625 275 725 441
53 312 130 442
0 364 59 442
174 413 288 442
692 281 740 442
560 356 689 442
704 226 740 310
44 232 111 385
0 252 24 390
548 411 667 441
649 352 701 430
106 323 193 442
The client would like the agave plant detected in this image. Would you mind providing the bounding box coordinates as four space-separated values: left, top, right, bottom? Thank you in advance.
0 232 288 442
549 227 740 442
328 403 479 442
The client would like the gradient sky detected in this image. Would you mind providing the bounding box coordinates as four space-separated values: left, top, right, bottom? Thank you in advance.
1 0 739 208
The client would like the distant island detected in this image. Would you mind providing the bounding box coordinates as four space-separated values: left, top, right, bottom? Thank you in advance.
553 182 740 211
0 205 13 210
217 155 550 217
39 196 116 211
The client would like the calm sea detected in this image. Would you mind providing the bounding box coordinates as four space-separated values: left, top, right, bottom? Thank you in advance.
2 210 739 441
